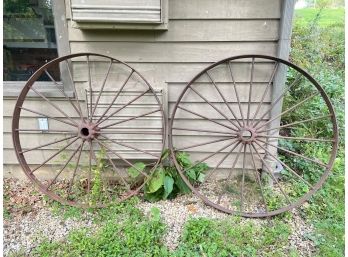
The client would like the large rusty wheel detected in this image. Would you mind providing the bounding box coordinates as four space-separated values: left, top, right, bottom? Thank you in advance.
12 53 165 208
169 55 338 217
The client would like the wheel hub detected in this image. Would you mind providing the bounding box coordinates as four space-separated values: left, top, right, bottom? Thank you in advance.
238 127 257 144
78 122 99 140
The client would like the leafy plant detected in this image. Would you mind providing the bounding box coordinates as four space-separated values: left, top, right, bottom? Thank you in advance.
128 149 209 202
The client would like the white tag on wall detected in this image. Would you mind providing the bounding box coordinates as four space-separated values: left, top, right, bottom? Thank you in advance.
38 118 49 131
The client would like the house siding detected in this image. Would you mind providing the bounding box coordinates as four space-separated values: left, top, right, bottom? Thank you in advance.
4 0 286 175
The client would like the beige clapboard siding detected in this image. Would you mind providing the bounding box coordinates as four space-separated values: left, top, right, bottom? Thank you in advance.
168 82 272 103
168 0 281 19
72 62 277 86
69 42 278 63
4 0 282 173
68 20 279 42
4 149 162 165
168 103 271 120
3 134 163 151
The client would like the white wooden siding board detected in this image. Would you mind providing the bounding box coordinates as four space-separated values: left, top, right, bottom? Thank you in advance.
72 62 276 85
169 103 270 120
4 118 267 133
68 20 279 42
4 149 161 165
168 83 272 103
70 42 277 63
170 120 267 136
4 134 162 151
168 0 281 19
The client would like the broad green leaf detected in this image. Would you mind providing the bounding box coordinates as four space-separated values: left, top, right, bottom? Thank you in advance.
127 162 146 178
147 168 165 193
186 169 196 180
163 176 174 199
175 175 191 194
197 173 205 183
144 187 163 202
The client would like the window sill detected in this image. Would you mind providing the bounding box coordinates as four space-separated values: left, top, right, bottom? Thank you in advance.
3 81 74 98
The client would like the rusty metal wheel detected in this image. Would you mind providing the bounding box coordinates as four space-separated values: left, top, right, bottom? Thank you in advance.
169 55 338 217
12 53 165 208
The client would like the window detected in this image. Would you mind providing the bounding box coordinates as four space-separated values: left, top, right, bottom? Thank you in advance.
3 0 60 82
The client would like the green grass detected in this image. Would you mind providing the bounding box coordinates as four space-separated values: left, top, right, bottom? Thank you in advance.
295 8 344 27
291 7 345 257
31 203 299 257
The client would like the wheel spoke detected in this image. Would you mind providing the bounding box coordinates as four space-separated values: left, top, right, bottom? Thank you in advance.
240 144 247 213
205 71 242 127
67 140 85 198
87 55 93 122
30 137 79 174
257 134 335 142
16 129 77 134
44 69 84 120
181 138 240 173
256 138 327 167
204 140 241 182
257 114 332 133
91 59 113 118
96 70 134 124
99 134 159 158
254 140 314 189
20 135 76 154
177 106 239 132
96 89 150 126
65 60 87 123
217 143 244 204
188 84 240 130
46 141 83 190
248 144 269 214
250 143 291 205
246 58 255 125
250 62 279 124
103 146 131 190
29 86 79 126
172 127 232 136
176 136 237 151
227 61 246 126
255 92 319 131
95 138 149 178
252 73 303 128
20 107 77 127
100 109 161 129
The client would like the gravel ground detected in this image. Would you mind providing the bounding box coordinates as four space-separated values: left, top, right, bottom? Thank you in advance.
4 178 315 256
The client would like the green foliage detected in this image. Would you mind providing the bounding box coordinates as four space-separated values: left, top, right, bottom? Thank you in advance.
288 8 345 256
143 150 209 202
174 217 294 257
90 148 108 205
127 162 146 178
32 201 169 257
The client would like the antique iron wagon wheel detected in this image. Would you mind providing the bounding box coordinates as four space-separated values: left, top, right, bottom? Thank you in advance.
169 54 338 217
12 53 165 208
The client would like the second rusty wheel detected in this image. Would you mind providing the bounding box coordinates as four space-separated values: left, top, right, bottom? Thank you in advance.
169 55 338 217
12 53 165 208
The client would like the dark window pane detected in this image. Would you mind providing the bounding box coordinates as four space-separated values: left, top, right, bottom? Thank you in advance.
3 0 59 81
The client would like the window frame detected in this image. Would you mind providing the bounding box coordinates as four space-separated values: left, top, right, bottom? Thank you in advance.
3 0 72 98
